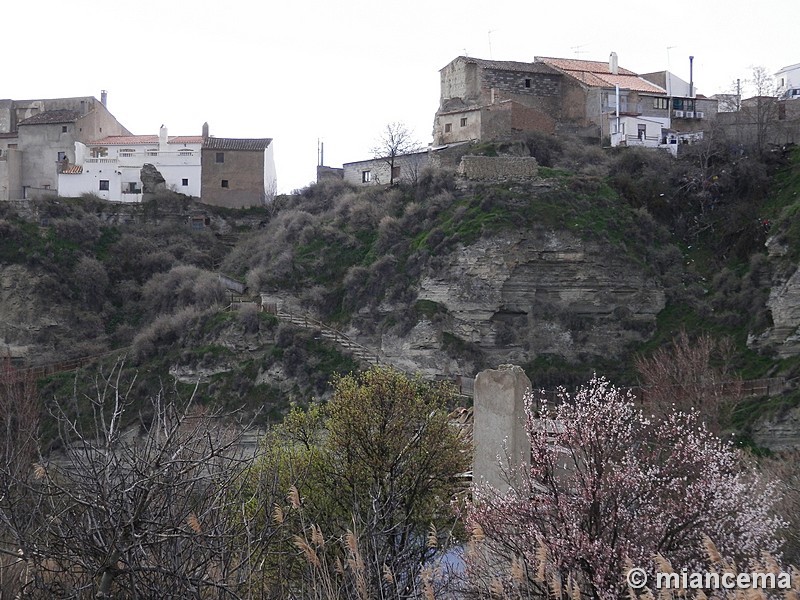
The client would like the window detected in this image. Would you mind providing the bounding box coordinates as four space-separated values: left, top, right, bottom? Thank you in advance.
182 178 189 186
221 179 229 188
61 125 68 133
653 97 669 110
460 117 468 127
90 147 108 158
57 151 67 162
216 152 225 163
444 123 452 133
361 170 371 183
127 182 140 193
119 148 135 157
525 78 531 88
99 180 110 191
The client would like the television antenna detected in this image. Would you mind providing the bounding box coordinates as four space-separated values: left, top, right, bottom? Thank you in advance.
488 30 497 58
571 43 588 58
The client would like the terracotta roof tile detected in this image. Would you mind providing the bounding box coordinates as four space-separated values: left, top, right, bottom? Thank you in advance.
61 165 83 174
536 56 666 94
18 109 81 126
203 137 272 151
89 135 202 145
170 136 203 144
536 56 636 76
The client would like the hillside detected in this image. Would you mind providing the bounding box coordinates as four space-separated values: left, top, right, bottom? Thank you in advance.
3 136 800 447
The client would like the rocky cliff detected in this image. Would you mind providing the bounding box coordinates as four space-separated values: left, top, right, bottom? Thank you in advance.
378 229 665 378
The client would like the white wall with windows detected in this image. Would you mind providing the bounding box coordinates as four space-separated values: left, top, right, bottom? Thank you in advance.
58 132 202 201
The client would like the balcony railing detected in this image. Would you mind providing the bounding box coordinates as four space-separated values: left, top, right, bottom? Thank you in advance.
85 158 117 164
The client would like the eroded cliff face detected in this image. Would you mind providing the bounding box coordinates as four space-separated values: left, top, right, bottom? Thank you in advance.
379 230 666 377
748 264 800 359
0 265 54 360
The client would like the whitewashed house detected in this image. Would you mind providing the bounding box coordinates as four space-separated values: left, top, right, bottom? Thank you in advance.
776 62 800 100
58 125 202 202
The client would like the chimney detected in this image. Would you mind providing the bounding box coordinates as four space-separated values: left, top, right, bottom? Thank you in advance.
100 90 108 107
202 122 209 141
609 52 619 75
689 56 694 98
159 125 168 148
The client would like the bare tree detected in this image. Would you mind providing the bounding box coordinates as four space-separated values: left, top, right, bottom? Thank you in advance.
635 330 742 433
0 359 43 597
370 122 422 185
743 65 780 151
1 361 287 599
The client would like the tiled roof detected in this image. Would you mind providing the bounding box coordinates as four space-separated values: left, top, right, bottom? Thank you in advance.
203 137 272 151
89 135 203 145
18 109 81 126
448 56 558 75
536 56 636 76
536 56 666 95
61 165 83 174
171 136 203 144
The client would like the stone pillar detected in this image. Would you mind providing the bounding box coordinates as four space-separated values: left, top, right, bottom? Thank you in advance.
473 364 531 491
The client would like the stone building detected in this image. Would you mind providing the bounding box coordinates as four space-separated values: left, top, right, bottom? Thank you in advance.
200 133 276 208
715 96 800 147
0 94 131 200
432 53 717 152
342 150 430 186
433 56 563 145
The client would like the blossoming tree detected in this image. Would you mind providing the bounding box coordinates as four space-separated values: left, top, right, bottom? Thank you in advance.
466 377 783 599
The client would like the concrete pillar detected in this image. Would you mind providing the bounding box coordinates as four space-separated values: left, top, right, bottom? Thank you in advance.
473 364 531 492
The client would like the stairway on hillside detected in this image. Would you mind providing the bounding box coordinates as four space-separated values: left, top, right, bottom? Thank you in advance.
275 310 381 368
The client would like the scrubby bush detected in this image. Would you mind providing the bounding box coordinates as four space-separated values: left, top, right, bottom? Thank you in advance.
141 265 225 318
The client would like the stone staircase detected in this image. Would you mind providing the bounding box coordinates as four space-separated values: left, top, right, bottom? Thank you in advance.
275 309 381 367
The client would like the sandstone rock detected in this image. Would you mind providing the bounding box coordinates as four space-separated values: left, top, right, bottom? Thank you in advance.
748 266 800 358
140 163 167 197
378 230 665 374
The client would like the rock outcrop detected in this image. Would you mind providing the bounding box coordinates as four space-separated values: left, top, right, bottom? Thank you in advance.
379 230 665 377
140 163 167 199
748 265 800 358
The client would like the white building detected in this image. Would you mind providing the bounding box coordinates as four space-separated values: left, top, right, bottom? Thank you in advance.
58 125 202 202
776 62 800 100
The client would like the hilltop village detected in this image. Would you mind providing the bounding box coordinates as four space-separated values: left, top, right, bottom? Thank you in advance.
2 53 800 202
3 51 800 598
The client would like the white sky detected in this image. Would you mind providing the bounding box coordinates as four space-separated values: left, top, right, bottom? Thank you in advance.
4 0 797 193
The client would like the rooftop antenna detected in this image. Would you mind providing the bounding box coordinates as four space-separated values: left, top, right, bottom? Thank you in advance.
488 30 496 59
666 46 677 95
571 43 588 58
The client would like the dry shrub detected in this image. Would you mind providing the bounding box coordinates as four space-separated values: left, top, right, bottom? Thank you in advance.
131 306 205 360
141 265 225 318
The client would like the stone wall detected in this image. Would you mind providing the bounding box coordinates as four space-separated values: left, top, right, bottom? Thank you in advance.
458 155 539 180
481 68 561 100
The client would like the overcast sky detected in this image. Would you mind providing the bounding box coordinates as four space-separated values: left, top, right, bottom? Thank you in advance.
4 0 797 193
